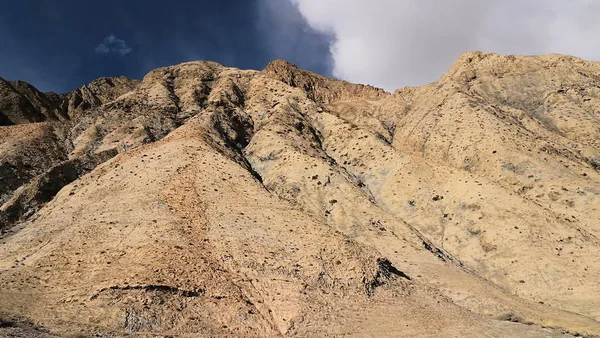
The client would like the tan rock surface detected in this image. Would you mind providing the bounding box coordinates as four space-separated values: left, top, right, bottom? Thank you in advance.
1 52 600 337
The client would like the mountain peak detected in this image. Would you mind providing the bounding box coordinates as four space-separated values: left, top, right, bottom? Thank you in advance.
264 58 299 70
262 59 387 104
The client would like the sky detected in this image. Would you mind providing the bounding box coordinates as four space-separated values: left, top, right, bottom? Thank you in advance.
1 1 600 93
0 0 333 93
292 0 600 91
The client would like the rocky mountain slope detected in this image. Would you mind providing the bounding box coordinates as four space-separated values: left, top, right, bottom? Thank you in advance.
1 52 600 337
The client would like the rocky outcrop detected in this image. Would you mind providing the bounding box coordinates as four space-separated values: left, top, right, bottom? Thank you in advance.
263 59 388 104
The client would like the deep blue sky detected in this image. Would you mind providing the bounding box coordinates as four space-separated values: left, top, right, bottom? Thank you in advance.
0 0 333 93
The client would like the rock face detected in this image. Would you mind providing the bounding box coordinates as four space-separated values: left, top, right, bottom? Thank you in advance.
1 52 600 337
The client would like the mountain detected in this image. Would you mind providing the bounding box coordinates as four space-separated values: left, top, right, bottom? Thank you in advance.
1 52 599 337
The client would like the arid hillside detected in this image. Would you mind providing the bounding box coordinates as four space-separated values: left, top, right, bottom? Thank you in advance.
1 52 600 337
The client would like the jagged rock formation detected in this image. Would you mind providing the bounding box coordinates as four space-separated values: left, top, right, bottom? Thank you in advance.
1 52 600 337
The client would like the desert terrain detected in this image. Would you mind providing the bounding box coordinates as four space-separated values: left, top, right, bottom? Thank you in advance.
1 52 600 337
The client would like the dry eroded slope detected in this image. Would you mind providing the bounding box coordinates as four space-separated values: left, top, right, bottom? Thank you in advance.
1 52 600 337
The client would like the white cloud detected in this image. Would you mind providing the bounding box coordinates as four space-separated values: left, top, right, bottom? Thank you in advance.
290 0 600 91
95 35 132 56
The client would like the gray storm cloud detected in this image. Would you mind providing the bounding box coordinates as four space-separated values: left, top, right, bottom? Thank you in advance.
290 0 600 91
